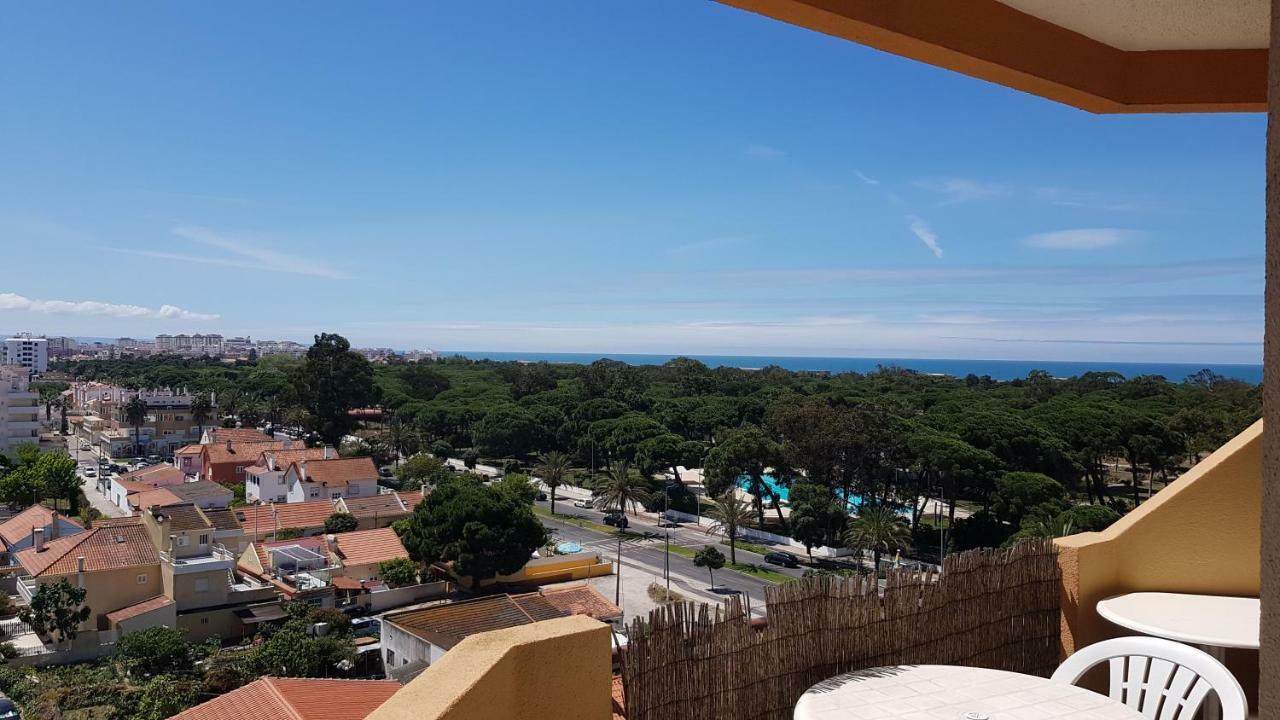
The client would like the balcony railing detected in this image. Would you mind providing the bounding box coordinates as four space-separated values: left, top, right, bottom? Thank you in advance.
160 544 236 574
17 576 37 603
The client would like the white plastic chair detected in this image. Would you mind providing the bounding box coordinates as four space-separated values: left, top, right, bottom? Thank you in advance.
1051 636 1248 720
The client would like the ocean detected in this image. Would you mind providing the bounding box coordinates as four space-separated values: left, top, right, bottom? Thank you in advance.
441 351 1264 384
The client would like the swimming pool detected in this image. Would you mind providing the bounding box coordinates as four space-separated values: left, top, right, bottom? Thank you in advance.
736 474 866 507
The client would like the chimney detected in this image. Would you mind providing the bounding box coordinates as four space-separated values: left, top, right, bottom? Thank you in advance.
324 446 334 460
267 455 276 472
50 511 60 539
34 528 45 552
225 439 233 452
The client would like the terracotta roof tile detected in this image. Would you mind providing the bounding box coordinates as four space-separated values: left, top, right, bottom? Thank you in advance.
293 457 377 487
235 500 337 534
119 465 186 486
0 505 80 547
330 527 408 567
397 490 425 510
105 594 173 624
175 444 204 456
538 585 624 621
205 441 286 466
130 487 184 510
204 428 274 444
15 524 159 577
201 507 241 531
93 516 142 527
613 675 626 720
171 677 401 720
260 447 330 469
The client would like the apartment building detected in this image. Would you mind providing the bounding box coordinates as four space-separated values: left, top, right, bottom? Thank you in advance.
45 336 78 358
154 333 224 356
142 503 278 641
2 334 48 373
0 367 40 458
72 383 213 457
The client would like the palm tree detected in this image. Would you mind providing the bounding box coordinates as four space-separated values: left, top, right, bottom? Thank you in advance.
124 395 148 456
53 395 70 436
535 451 572 515
191 394 213 440
844 505 911 575
705 492 753 564
592 462 653 516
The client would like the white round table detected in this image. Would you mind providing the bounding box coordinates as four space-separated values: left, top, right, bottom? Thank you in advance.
1095 592 1259 650
794 665 1143 720
1095 592 1258 720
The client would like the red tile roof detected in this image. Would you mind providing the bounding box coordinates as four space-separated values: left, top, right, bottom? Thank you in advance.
130 487 184 510
204 428 274 444
538 586 624 621
235 500 337 535
175 444 204 456
293 457 378 487
330 527 408 567
118 464 186 486
205 441 286 466
171 677 401 720
15 524 159 577
0 505 80 547
338 493 408 519
260 447 330 469
613 675 626 720
397 490 425 510
105 594 173 624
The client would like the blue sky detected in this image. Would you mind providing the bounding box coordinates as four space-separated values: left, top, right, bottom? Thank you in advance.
0 2 1264 363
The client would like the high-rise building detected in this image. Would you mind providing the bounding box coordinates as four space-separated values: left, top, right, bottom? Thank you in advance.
0 366 40 458
3 334 49 373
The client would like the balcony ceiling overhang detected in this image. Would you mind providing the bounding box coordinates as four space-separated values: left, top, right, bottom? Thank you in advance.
718 0 1268 113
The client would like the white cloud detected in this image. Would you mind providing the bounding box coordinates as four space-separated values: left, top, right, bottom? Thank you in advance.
101 225 349 279
915 178 1012 205
1034 187 1142 212
855 170 880 186
0 293 218 321
744 144 785 159
1025 228 1139 250
907 216 943 258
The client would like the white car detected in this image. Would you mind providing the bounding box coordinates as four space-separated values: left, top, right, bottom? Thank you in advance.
573 498 593 509
82 467 96 477
79 444 91 452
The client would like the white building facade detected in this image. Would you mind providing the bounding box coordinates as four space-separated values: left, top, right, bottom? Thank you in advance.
0 367 40 458
3 335 48 373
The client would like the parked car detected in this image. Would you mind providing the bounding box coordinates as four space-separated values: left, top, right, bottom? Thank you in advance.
573 498 593 509
82 467 96 478
535 491 548 501
0 695 20 720
657 519 681 528
146 454 161 463
79 443 91 451
763 551 800 569
351 617 381 638
603 513 629 528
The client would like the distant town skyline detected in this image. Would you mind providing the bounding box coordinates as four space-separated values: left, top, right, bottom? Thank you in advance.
0 3 1263 364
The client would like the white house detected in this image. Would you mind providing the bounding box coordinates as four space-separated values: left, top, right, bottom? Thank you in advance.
244 446 335 503
109 465 187 512
283 457 379 503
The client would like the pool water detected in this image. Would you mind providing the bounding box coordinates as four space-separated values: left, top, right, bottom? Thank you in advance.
736 474 866 507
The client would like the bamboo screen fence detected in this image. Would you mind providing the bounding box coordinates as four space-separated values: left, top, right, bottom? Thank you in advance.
620 539 1061 720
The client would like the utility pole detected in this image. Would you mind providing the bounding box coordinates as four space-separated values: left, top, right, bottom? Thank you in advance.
664 480 671 594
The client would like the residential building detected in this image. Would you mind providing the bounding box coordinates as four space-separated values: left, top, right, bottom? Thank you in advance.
0 505 83 564
244 446 334 503
71 383 213 457
45 336 78 358
154 333 224 357
236 534 337 606
0 367 39 459
202 439 290 485
171 677 401 720
141 503 278 641
108 465 187 512
2 334 48 373
328 527 409 583
222 336 253 356
256 339 309 358
14 523 162 634
283 456 379 503
234 491 419 542
379 587 621 674
175 443 205 477
201 427 273 444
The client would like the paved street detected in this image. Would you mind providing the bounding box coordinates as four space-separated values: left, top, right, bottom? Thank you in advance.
63 435 128 518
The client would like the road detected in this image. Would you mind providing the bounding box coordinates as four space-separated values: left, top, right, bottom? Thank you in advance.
63 435 128 518
533 496 809 614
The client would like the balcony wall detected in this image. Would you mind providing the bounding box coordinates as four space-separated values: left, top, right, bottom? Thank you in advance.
1056 419 1261 692
366 615 612 720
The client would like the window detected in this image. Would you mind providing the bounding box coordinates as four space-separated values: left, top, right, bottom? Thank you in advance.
175 536 190 547
200 617 209 625
175 415 185 421
275 495 286 503
309 490 320 499
194 577 209 593
331 492 342 500
136 573 148 584
236 466 245 475
387 650 395 666
198 533 210 546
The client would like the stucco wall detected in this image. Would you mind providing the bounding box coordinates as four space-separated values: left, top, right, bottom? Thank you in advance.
38 564 163 631
368 615 612 720
1057 419 1262 656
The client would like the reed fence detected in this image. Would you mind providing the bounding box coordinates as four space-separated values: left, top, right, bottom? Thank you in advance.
620 538 1060 720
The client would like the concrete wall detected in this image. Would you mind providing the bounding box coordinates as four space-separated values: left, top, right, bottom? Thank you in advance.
367 581 449 613
381 621 445 671
114 600 176 635
368 615 612 720
178 606 251 643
